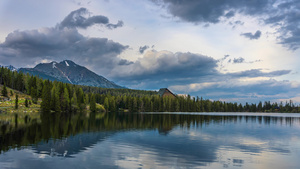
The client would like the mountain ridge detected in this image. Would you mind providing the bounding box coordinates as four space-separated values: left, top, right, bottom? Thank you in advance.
0 65 18 71
18 60 124 89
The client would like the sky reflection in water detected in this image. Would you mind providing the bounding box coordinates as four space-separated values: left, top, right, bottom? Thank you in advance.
1 112 300 169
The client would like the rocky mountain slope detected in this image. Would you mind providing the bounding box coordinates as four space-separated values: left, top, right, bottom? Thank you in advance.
19 60 123 88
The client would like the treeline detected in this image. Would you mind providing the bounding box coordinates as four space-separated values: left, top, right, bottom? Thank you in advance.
79 85 158 97
93 94 299 113
0 66 299 113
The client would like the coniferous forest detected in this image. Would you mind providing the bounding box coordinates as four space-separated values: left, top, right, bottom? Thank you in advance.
0 67 299 113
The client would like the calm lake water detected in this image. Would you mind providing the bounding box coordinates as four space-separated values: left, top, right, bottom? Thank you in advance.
1 112 300 169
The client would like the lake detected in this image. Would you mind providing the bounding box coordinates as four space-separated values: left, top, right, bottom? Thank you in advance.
1 112 300 169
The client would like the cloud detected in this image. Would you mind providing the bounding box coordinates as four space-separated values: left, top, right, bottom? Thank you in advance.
106 20 124 29
118 59 133 66
59 8 123 29
153 0 273 24
264 1 300 50
109 50 291 91
240 30 262 40
0 8 128 74
223 54 230 60
234 21 244 26
152 0 300 50
229 20 244 28
218 54 230 70
228 69 291 78
225 11 235 18
228 57 261 64
0 7 296 103
139 45 149 54
170 78 300 104
233 57 245 63
111 50 219 87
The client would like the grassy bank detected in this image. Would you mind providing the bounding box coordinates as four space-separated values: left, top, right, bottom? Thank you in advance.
0 85 40 125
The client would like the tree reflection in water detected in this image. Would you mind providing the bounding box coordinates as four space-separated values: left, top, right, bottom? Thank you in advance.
1 112 300 156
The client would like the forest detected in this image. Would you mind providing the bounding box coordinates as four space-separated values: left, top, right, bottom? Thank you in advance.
0 66 299 113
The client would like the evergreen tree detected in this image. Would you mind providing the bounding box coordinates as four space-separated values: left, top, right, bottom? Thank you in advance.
30 87 37 104
90 94 96 112
41 81 51 112
15 94 18 109
1 83 8 97
25 98 29 108
85 93 89 105
175 99 180 112
50 86 61 112
109 96 116 112
62 88 70 111
104 97 109 112
16 73 24 92
71 91 78 110
132 97 138 112
77 88 85 110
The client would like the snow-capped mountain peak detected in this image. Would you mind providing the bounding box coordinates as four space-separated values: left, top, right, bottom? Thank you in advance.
65 61 69 66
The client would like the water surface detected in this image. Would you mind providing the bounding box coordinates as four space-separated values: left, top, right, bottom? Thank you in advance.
1 112 300 169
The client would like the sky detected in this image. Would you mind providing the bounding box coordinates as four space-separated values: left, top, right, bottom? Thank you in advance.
0 0 300 104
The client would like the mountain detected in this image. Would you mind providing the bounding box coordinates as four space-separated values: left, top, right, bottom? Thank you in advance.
19 60 124 89
0 65 18 71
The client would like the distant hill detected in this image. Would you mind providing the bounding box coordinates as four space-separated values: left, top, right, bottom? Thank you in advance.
19 60 124 89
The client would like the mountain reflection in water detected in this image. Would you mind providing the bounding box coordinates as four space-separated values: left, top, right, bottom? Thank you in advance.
1 112 300 169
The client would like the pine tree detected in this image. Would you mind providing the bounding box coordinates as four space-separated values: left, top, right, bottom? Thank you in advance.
62 87 70 111
77 88 85 110
90 94 96 112
85 94 89 105
71 91 78 110
104 97 109 112
31 87 37 104
1 83 8 97
109 97 116 112
15 94 18 109
50 86 60 112
41 81 51 112
175 99 180 112
132 98 138 112
25 98 29 108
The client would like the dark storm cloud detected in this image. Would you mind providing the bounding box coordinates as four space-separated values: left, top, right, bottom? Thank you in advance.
139 45 149 54
240 30 262 40
0 8 128 74
59 8 123 29
152 0 300 50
